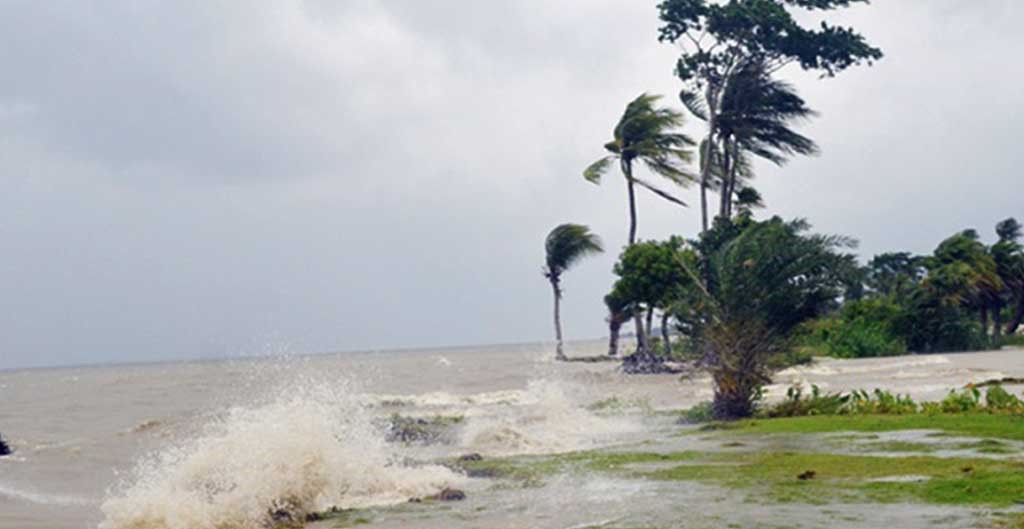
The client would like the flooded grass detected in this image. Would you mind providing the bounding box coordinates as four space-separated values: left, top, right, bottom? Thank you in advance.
707 413 1024 441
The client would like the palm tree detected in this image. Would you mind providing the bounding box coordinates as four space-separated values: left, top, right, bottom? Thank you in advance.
992 218 1024 335
584 93 694 353
680 59 818 225
584 93 695 245
544 224 604 360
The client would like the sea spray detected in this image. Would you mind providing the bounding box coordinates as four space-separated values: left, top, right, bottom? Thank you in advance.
459 379 641 455
99 381 460 529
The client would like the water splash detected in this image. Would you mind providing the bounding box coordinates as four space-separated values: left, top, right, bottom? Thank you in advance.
99 381 460 529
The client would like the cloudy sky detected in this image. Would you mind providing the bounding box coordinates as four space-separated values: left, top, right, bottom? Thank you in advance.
1 1 1021 369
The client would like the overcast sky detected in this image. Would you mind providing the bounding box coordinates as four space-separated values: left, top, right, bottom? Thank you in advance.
1 1 1021 369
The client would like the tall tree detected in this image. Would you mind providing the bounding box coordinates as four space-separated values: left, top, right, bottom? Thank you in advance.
543 224 604 360
585 93 695 352
658 0 882 233
713 59 819 218
992 218 1024 335
585 93 696 245
924 230 1004 340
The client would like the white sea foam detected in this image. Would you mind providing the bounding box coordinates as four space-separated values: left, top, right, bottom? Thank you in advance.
369 389 526 409
778 355 951 377
459 380 640 456
99 382 460 529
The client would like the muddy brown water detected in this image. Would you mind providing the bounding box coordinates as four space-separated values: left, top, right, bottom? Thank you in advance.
2 343 1022 528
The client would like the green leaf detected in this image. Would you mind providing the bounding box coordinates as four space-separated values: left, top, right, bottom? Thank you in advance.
584 156 613 184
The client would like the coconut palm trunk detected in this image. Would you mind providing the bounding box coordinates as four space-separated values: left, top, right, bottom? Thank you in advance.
550 278 565 361
1007 295 1024 335
544 223 604 361
608 318 621 356
621 160 649 353
661 312 671 356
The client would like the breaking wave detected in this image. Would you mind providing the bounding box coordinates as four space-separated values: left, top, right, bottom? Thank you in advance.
99 381 460 529
459 380 641 455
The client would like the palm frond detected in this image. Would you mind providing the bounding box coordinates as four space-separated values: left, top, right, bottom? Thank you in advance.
631 177 688 207
545 223 604 278
679 88 709 121
584 156 614 184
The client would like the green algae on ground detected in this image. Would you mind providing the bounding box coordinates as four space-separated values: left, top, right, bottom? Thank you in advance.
703 413 1024 441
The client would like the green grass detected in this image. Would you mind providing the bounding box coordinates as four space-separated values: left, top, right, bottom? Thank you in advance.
642 450 1024 506
706 413 1024 441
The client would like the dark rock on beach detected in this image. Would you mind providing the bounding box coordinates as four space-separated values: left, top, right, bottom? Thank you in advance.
0 433 11 456
384 414 463 445
432 488 467 501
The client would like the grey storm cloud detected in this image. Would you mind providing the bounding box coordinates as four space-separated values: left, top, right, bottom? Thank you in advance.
1 1 1022 369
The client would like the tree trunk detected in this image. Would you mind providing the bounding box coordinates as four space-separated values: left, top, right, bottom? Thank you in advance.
718 143 731 220
645 306 655 343
661 312 671 357
551 279 565 361
980 306 990 342
623 161 638 246
725 142 739 217
608 317 621 357
699 85 718 236
993 300 1003 343
1007 294 1024 335
633 313 647 353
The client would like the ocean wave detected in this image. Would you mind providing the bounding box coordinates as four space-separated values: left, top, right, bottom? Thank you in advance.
778 356 951 377
459 380 641 456
368 389 526 408
0 482 93 507
99 382 461 529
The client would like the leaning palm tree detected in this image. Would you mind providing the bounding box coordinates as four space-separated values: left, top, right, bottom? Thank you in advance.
584 93 694 354
544 224 604 360
584 93 695 245
717 59 818 218
680 59 818 224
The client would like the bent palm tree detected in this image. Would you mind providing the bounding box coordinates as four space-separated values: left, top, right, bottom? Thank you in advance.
681 59 818 223
584 93 695 245
584 93 694 353
544 224 604 360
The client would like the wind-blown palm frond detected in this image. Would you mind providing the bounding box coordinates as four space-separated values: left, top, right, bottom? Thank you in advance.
544 224 604 287
585 93 697 198
718 60 819 166
679 88 709 122
633 177 688 207
584 156 614 184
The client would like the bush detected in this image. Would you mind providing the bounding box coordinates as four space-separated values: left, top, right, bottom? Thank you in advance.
803 299 908 359
983 385 1024 413
679 401 715 424
761 385 847 418
844 389 918 414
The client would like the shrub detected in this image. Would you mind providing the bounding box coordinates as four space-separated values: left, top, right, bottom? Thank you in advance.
983 385 1024 413
807 298 908 358
844 389 918 414
761 385 848 418
679 401 715 424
